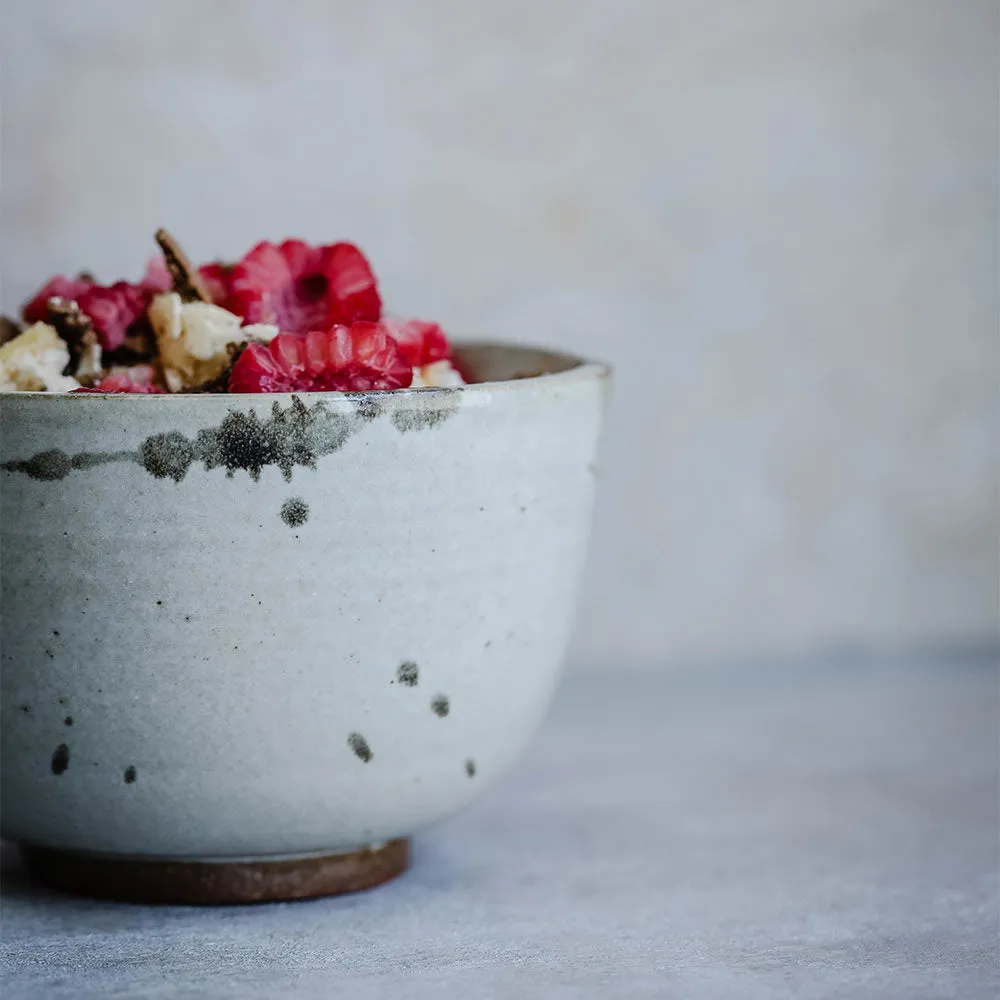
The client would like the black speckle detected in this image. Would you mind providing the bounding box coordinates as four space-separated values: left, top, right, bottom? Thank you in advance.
519 505 527 513
484 640 492 648
51 743 70 775
2 449 72 481
52 630 60 637
3 398 358 486
18 703 31 715
156 600 163 606
348 394 385 422
397 661 419 687
44 649 54 659
465 759 476 777
431 695 450 718
280 497 309 528
140 431 196 482
2 449 139 482
198 397 354 482
348 732 372 762
72 451 135 472
184 615 192 622
391 391 459 433
63 716 73 727
58 697 66 706
124 765 137 784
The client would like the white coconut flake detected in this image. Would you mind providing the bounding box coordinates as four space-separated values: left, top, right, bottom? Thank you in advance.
149 292 275 391
419 359 465 387
0 322 79 392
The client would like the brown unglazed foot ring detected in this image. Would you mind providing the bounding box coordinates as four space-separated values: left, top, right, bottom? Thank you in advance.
19 838 410 905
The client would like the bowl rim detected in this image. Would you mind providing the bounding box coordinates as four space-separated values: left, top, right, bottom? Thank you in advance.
0 340 611 403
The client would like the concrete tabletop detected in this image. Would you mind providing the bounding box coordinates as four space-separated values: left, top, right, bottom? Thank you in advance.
2 651 997 999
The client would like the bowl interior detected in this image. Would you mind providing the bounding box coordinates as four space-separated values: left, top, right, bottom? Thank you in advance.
452 343 587 383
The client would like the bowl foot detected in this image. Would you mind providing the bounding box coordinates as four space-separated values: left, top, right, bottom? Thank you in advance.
18 838 410 905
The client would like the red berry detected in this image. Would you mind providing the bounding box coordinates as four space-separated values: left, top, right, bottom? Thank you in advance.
227 240 381 333
72 374 164 394
74 282 148 351
23 272 158 351
22 276 93 324
380 316 452 367
140 256 173 296
197 262 232 305
229 322 412 393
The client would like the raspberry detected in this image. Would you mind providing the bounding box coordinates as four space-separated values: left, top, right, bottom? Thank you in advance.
380 316 451 367
72 373 164 394
76 282 150 351
24 275 152 351
22 276 92 325
227 240 381 333
229 322 412 393
140 256 173 296
198 262 232 305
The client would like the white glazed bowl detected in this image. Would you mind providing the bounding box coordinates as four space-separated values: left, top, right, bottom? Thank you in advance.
1 344 608 869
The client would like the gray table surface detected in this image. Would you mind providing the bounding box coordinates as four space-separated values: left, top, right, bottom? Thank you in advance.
2 651 997 999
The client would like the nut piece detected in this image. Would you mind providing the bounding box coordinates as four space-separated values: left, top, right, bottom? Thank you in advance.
46 297 105 380
416 359 465 388
149 291 276 391
0 322 79 392
154 227 212 304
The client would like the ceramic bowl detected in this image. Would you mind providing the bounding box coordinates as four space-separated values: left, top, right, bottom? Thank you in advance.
0 343 609 902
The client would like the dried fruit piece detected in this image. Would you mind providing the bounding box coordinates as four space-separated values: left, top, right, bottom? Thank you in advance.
72 373 164 394
0 322 79 392
149 291 277 391
380 316 451 367
154 227 212 303
227 240 381 333
73 330 104 384
46 297 94 344
229 321 412 393
46 297 101 376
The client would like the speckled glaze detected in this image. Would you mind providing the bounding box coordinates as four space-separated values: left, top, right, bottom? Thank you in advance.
0 344 609 860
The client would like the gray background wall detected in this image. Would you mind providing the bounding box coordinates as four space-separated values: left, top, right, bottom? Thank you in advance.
2 0 996 669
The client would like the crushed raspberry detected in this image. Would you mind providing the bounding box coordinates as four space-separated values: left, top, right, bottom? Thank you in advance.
72 373 164 394
75 283 150 351
380 316 452 367
227 240 381 333
140 256 173 296
24 274 156 351
198 262 232 305
229 321 412 393
22 276 93 325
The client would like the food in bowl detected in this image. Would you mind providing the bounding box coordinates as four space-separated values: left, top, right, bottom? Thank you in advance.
1 228 465 396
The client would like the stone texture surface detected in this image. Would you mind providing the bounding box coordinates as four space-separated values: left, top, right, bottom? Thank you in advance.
1 1 997 666
2 652 996 998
